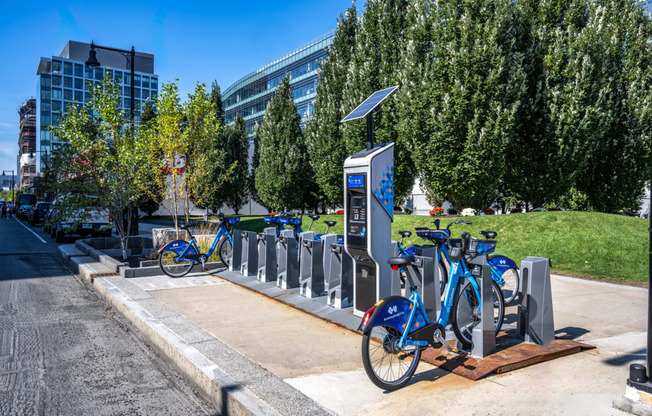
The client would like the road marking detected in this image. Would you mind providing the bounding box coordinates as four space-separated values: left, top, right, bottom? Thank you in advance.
13 218 46 244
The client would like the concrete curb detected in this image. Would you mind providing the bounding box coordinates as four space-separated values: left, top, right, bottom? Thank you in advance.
93 277 278 416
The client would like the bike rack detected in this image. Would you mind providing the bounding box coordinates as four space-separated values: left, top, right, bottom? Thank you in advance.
299 231 325 298
405 245 441 322
326 241 353 308
240 230 258 277
277 229 299 289
257 227 277 282
319 234 338 292
228 228 242 272
517 256 554 346
467 255 496 358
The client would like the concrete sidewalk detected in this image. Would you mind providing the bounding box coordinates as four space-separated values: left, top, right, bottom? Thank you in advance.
61 247 645 415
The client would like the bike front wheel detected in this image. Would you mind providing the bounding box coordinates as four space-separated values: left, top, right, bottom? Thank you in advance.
217 236 232 268
499 267 519 305
361 324 421 391
159 247 196 278
451 280 505 350
438 259 448 296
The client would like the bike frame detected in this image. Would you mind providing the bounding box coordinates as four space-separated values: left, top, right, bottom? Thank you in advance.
177 225 232 262
398 258 481 349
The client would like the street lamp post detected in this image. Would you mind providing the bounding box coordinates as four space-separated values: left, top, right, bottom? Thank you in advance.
85 42 136 128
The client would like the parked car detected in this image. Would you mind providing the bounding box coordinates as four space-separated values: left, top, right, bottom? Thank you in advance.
49 195 112 243
44 207 59 234
17 204 34 220
28 202 52 226
15 194 36 217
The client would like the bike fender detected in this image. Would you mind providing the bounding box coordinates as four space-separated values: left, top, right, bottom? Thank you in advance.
488 255 517 273
158 240 191 255
358 296 427 334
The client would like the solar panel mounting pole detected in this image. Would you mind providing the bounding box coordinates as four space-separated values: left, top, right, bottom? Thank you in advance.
366 113 374 150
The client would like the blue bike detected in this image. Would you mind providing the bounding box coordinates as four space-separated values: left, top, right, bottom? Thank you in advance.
359 230 505 390
158 214 240 277
416 219 520 305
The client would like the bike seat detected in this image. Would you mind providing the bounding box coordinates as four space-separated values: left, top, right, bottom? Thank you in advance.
388 255 414 268
308 214 320 220
398 231 412 238
480 230 497 239
324 220 337 227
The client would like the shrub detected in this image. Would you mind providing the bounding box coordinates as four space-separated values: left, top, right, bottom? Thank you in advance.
335 209 344 215
483 207 495 215
447 207 457 215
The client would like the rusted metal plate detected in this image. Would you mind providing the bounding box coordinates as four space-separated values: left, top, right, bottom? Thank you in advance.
420 329 595 381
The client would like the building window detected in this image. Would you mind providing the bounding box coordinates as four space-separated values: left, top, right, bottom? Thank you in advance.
123 86 131 97
142 76 149 89
64 89 73 101
151 91 158 100
63 61 72 75
74 90 84 102
52 88 62 99
52 100 62 112
74 63 83 77
134 74 141 87
85 66 93 79
52 75 62 87
64 76 73 88
85 92 91 102
52 60 62 74
134 88 140 99
40 89 51 100
74 78 83 90
114 71 123 83
106 69 113 79
51 113 59 126
151 77 158 89
94 67 104 80
40 75 51 87
124 98 131 108
142 89 150 99
41 102 51 112
85 81 93 92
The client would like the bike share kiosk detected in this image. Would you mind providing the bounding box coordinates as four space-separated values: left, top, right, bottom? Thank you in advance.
342 86 398 317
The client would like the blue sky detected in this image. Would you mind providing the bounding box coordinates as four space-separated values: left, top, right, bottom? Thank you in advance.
0 0 354 175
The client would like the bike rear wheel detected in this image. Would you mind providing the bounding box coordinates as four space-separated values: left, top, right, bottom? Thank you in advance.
451 280 505 349
361 324 421 391
159 247 196 277
217 236 232 268
499 267 519 305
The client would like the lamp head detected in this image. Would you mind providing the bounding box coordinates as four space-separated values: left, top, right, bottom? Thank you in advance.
85 42 101 67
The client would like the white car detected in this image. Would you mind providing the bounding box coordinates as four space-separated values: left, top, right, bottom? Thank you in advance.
50 195 112 243
460 208 476 217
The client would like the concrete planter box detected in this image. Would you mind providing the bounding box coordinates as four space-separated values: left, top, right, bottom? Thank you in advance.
120 261 224 278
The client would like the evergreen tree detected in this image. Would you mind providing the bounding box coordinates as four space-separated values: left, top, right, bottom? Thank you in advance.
210 80 225 127
255 77 308 211
223 115 250 214
341 0 415 203
140 98 157 127
305 5 358 206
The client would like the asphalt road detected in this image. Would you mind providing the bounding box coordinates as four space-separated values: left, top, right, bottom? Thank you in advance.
0 217 217 415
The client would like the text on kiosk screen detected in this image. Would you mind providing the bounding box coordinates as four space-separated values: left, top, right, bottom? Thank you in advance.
349 196 366 235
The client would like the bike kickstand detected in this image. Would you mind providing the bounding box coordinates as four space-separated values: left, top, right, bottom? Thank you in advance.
434 330 469 357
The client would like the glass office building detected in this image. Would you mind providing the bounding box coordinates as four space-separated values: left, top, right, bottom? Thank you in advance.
222 30 335 134
35 41 158 172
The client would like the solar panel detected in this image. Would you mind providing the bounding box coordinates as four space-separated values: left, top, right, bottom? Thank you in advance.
341 85 399 123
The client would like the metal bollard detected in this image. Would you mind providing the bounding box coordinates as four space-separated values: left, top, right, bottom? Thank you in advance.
470 255 496 358
299 231 325 298
319 234 338 292
240 230 258 277
406 246 441 322
326 242 353 308
228 229 242 272
277 230 299 289
518 256 554 346
257 227 277 282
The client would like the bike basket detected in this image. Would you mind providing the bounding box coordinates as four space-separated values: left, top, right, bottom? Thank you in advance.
448 238 464 262
474 240 496 255
416 229 448 242
264 216 280 223
279 217 302 226
227 217 240 225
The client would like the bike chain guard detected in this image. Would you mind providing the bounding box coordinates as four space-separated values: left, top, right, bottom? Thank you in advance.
407 322 446 349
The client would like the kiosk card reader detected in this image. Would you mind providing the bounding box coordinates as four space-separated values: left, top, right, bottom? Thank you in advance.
342 86 399 317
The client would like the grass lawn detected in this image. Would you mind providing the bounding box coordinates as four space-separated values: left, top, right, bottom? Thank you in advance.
143 211 648 284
